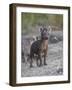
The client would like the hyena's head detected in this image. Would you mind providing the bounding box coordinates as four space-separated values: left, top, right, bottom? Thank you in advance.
40 27 49 40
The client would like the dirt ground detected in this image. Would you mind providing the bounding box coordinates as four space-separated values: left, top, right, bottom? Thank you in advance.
21 40 63 77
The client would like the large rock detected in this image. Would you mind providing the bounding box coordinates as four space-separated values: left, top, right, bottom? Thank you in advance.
49 35 59 43
49 34 63 44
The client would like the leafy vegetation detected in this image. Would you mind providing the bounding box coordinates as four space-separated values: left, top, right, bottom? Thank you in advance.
21 12 63 33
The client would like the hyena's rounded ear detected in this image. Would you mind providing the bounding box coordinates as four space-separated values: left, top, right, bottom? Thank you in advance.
40 27 43 32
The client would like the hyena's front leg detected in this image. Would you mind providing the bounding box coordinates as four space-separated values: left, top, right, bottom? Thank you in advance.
44 54 47 65
38 54 42 66
44 50 48 65
36 56 39 66
30 57 33 68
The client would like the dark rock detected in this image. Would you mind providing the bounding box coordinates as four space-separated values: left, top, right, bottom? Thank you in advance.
49 35 59 43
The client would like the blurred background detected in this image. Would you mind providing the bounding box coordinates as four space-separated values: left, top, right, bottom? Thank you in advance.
21 13 63 35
